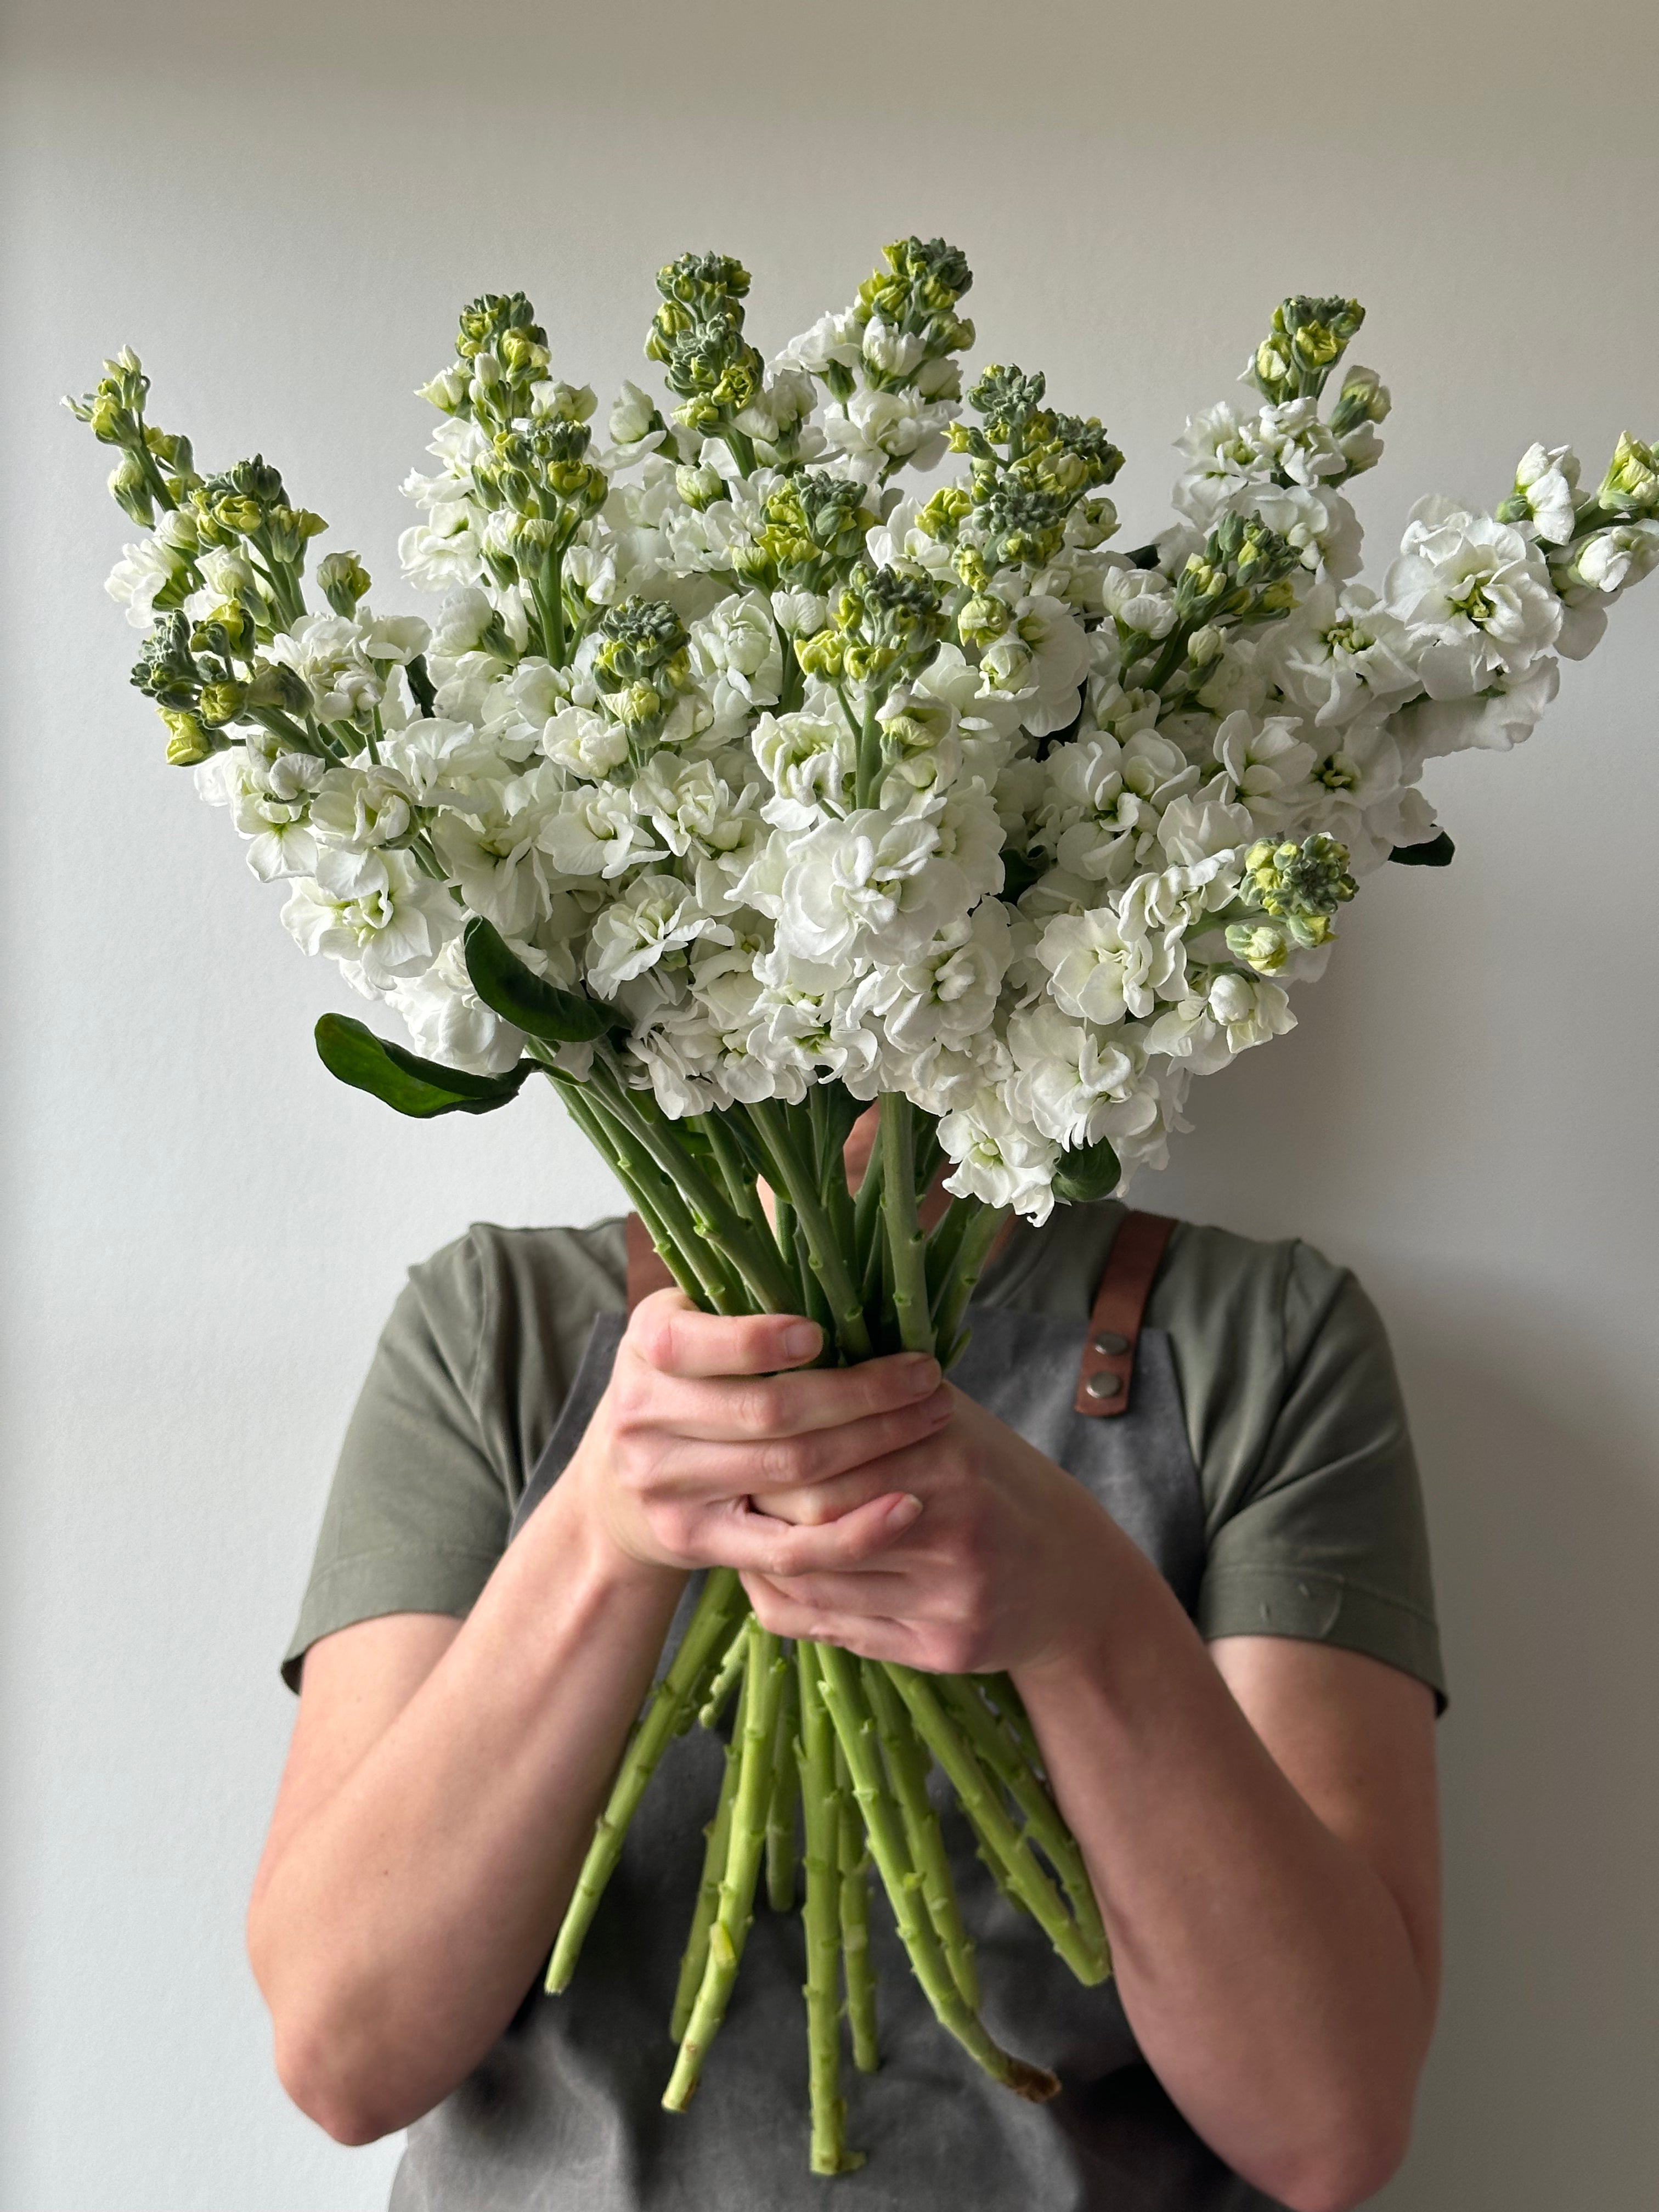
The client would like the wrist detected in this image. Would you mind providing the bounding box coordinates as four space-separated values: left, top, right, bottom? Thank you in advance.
1013 1485 1167 1689
527 1443 689 1605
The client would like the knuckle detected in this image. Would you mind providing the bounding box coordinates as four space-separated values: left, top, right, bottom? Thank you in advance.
758 1436 807 1487
735 1380 781 1434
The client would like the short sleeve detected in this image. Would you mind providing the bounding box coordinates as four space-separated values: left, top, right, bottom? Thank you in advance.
1192 1243 1446 1706
281 1218 627 1689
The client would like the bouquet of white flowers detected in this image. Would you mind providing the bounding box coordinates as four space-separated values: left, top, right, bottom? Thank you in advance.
72 236 1657 2174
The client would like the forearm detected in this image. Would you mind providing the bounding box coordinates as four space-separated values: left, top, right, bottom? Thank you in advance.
1013 1515 1433 2211
249 1478 686 2142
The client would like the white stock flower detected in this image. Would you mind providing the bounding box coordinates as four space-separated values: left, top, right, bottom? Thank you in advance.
105 532 190 628
857 901 1012 1056
1385 496 1561 699
281 847 454 993
310 763 416 850
938 1090 1059 1222
1510 443 1581 544
586 873 731 997
1004 1002 1140 1148
822 388 953 478
1396 654 1560 760
388 936 526 1075
761 810 968 966
1268 583 1420 727
1146 968 1295 1071
1035 901 1182 1026
1209 711 1318 824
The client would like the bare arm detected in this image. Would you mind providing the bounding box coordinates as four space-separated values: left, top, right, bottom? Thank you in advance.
247 1296 947 2144
743 1386 1440 2212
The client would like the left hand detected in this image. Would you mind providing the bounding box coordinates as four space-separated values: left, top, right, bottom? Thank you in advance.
742 1385 1122 1675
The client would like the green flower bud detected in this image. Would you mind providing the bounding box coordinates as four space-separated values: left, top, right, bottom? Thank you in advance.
1597 431 1659 517
795 627 845 680
1186 624 1224 668
317 550 371 617
958 592 1011 648
196 679 247 726
108 452 154 526
675 462 726 510
160 708 213 765
1224 919 1291 973
266 505 328 562
1240 833 1357 945
245 662 313 714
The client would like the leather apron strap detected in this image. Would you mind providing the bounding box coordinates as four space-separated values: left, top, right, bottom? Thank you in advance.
1074 1210 1176 1419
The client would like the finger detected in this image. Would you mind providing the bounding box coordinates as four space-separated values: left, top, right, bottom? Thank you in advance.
632 1388 952 1506
744 1565 919 1621
625 1351 944 1444
626 1290 823 1380
698 1490 922 1578
737 1579 925 1667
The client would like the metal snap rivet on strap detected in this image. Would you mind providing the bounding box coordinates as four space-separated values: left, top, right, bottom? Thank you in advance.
1084 1372 1124 1400
1091 1330 1129 1357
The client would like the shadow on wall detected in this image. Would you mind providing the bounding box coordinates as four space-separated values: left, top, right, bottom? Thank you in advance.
1376 1288 1659 2212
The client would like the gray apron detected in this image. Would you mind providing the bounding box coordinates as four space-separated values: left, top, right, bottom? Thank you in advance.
392 1250 1286 2211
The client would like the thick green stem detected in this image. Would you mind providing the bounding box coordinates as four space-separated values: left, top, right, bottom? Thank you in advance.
547 1571 745 1993
862 1661 978 2008
888 1667 1108 1988
923 1193 975 1319
558 1077 738 1313
696 1621 749 1731
939 1678 1110 1978
670 1737 742 2041
766 1663 800 1912
833 1735 879 2075
816 1645 1058 2102
798 1645 864 2173
663 1623 788 2110
852 1137 885 1285
590 1065 794 1314
932 1202 1012 1368
746 1102 873 1359
879 1094 935 1356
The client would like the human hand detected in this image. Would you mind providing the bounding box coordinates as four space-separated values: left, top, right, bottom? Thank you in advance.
741 1385 1119 1676
562 1289 952 1581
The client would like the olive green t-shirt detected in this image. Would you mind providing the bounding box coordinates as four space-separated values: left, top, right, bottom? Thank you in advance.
283 1201 1444 1705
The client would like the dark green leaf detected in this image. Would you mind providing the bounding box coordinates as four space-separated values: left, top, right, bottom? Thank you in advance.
1052 1133 1122 1204
462 917 615 1042
1389 830 1455 867
405 653 437 717
314 1013 534 1118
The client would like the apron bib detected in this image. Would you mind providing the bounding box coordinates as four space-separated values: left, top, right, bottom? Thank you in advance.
392 1216 1285 2212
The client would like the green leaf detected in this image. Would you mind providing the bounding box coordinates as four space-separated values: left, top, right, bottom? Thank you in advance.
314 1013 534 1118
462 916 615 1042
1052 1133 1122 1205
1389 830 1455 867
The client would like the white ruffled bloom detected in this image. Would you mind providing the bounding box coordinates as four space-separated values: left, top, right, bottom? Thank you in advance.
1385 496 1561 698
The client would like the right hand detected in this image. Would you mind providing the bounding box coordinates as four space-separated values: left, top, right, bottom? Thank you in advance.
561 1289 952 1579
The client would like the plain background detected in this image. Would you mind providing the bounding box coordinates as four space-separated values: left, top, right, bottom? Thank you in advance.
3 2 1656 2204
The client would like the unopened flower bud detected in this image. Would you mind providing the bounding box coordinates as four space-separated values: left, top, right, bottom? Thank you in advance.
318 550 371 617
160 708 213 765
676 462 726 510
108 452 154 526
1186 624 1223 668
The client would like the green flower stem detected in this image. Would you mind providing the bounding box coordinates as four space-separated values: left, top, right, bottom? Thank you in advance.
792 1215 837 1345
980 1672 1046 1774
535 541 567 665
744 1103 873 1361
663 1622 788 2111
816 1644 1058 2103
671 1736 742 2042
889 1667 1108 1988
721 422 758 478
548 1569 745 1994
589 1065 794 1314
852 1137 885 1283
796 1646 863 2172
556 1077 736 1313
766 1662 801 1912
833 1732 879 2074
923 1194 975 1321
938 1679 1110 1978
696 1620 750 1731
932 1203 1011 1367
862 1661 978 2009
693 1110 777 1271
880 1094 935 1356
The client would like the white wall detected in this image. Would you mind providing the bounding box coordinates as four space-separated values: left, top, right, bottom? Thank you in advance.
3 3 1656 2204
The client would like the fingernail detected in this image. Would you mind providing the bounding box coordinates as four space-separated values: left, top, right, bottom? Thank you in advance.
901 1355 940 1396
782 1322 822 1361
889 1493 924 1527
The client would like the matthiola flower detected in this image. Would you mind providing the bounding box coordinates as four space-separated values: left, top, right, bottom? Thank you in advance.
585 872 732 996
760 809 969 966
1385 496 1561 698
281 846 454 993
389 935 527 1075
938 1088 1060 1221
